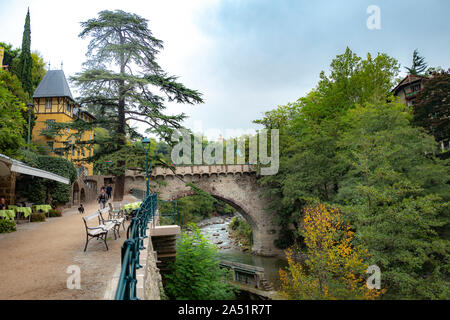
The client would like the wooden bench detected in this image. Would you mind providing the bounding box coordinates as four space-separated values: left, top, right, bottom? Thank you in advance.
82 211 118 252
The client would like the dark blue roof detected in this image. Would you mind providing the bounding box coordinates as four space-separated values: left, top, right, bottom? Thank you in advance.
33 70 73 99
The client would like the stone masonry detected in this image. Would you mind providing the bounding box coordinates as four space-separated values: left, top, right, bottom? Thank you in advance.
121 165 283 257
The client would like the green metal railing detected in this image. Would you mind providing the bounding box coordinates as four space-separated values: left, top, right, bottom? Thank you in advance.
157 199 180 226
114 193 157 300
129 188 147 201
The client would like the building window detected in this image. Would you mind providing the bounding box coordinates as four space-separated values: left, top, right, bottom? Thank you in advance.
45 98 52 109
47 142 54 152
66 102 71 113
81 148 85 157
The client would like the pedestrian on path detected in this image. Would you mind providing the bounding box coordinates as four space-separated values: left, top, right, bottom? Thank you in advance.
97 189 107 209
106 184 112 200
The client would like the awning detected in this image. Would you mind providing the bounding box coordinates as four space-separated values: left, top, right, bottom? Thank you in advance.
0 153 69 185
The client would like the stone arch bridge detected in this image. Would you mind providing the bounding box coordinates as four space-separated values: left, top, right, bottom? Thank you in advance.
88 165 282 256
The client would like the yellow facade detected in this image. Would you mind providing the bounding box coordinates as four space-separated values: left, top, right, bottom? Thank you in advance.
32 96 95 176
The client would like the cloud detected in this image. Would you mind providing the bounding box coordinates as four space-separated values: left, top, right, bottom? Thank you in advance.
1 0 449 140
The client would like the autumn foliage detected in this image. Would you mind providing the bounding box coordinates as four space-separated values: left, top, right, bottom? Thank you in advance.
279 204 384 300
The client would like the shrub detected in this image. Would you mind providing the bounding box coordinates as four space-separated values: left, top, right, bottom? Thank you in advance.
30 212 46 222
279 204 384 300
228 216 252 248
0 219 16 233
48 209 62 217
165 223 236 300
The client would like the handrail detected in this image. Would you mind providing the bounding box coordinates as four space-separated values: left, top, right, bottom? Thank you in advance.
114 193 157 300
157 199 180 225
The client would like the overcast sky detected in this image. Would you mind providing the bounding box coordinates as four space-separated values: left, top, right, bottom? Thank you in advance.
1 0 449 140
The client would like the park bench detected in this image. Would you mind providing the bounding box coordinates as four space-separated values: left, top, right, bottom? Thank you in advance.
82 211 117 252
99 207 124 236
108 203 127 229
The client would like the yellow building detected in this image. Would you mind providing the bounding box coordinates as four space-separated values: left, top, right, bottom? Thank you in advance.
32 70 95 176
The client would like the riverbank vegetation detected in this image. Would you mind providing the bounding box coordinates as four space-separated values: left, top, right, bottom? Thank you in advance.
164 224 236 300
280 204 384 300
256 48 449 299
228 216 252 251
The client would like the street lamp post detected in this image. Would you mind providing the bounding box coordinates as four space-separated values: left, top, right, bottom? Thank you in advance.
142 138 150 197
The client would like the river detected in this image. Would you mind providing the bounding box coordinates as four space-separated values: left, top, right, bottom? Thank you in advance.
198 213 288 290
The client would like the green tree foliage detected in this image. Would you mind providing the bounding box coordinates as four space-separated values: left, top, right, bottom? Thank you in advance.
16 153 77 205
30 52 46 91
0 42 20 69
0 70 35 141
17 9 33 97
256 48 400 248
255 48 449 299
54 10 203 200
413 69 450 149
164 224 235 300
405 49 428 76
0 80 26 158
338 102 450 299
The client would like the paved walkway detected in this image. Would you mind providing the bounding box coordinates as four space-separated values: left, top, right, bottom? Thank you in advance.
0 195 137 300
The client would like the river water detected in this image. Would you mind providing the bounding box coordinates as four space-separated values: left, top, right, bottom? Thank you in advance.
198 214 288 290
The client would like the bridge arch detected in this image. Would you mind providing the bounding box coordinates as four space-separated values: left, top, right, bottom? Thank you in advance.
142 165 283 257
209 193 258 232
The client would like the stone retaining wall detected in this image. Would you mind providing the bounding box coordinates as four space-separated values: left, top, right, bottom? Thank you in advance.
142 236 164 300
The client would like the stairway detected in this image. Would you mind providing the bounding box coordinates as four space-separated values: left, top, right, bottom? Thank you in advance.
259 278 273 291
150 226 180 276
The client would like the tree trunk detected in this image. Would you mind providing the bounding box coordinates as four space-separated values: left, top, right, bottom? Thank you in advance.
113 174 125 202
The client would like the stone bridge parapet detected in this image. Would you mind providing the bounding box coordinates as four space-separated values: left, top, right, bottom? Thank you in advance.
86 165 281 256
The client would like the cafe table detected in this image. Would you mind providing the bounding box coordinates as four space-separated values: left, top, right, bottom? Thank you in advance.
0 209 15 220
15 207 32 218
122 202 142 212
33 204 53 214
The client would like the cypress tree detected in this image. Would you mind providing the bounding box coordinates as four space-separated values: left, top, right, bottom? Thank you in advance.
18 8 33 98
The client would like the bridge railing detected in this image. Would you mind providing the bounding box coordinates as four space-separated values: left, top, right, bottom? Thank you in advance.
115 193 157 300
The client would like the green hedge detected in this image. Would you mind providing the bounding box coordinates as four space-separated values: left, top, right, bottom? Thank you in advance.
0 219 16 233
48 209 62 217
30 212 46 222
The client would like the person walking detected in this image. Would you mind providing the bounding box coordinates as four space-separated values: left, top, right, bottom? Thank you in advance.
106 184 113 200
97 189 107 209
